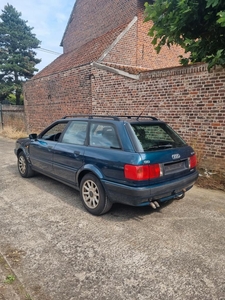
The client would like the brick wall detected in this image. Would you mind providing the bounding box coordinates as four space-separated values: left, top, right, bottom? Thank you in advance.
23 65 92 132
23 62 225 169
62 0 138 53
136 18 186 69
91 64 225 168
101 5 186 69
102 20 138 66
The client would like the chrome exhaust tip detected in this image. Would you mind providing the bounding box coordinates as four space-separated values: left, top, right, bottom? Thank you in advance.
154 201 160 208
149 201 160 209
149 202 156 209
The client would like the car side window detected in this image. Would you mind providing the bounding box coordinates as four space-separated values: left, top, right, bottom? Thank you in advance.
89 123 120 149
41 123 68 141
61 121 88 145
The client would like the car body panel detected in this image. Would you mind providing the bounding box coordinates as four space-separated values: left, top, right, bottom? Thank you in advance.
52 143 86 186
82 146 141 185
28 139 56 174
103 171 198 205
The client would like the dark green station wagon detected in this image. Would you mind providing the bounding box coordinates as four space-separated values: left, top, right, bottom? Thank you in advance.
14 115 198 215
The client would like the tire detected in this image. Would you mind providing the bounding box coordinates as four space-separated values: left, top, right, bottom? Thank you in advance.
18 152 35 178
80 173 112 215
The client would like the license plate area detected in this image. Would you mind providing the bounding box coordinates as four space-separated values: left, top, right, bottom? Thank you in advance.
164 160 187 175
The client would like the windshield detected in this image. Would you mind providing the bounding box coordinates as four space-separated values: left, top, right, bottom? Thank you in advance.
130 123 186 152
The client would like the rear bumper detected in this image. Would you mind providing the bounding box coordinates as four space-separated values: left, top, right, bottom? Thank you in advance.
103 170 198 206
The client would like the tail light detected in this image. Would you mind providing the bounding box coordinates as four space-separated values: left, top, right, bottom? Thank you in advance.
124 164 162 181
188 154 197 169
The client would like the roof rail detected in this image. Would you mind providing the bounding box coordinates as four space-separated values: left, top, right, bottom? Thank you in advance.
118 115 158 121
62 115 120 121
61 115 158 121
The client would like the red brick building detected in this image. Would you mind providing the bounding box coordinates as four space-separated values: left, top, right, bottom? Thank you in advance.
24 0 225 168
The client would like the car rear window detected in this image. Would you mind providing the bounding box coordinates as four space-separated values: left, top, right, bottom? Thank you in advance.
130 123 186 152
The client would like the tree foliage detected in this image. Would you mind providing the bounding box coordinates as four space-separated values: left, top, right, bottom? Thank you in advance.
0 4 41 104
144 0 225 70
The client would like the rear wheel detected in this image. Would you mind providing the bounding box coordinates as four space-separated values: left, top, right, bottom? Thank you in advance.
80 173 112 215
18 152 35 178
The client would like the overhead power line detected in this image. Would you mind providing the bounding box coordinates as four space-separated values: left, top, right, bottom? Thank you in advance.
37 48 61 56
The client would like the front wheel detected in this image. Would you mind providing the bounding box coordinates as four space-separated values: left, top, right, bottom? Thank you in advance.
18 152 35 178
80 173 112 215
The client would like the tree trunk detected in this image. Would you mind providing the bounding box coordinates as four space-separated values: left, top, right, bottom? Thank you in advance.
15 88 21 105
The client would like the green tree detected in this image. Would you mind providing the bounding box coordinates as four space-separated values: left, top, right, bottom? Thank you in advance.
144 0 225 70
0 4 41 104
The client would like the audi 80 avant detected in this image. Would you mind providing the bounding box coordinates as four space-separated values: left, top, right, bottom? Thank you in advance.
15 115 198 215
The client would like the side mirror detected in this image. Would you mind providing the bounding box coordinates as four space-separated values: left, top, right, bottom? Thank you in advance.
29 133 38 140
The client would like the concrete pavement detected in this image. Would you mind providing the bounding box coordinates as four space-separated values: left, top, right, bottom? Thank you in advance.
0 136 225 300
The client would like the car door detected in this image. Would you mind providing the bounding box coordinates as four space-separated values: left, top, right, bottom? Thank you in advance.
87 122 127 182
52 120 88 186
29 122 68 175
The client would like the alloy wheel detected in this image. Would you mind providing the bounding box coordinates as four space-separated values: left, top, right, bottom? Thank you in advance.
82 179 100 209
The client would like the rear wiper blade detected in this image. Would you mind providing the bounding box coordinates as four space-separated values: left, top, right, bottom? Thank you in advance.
158 144 173 148
146 144 173 150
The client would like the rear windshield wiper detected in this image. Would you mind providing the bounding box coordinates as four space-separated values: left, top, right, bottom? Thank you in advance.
146 144 173 150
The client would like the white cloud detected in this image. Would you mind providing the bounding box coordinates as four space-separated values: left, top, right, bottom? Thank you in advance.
0 0 75 71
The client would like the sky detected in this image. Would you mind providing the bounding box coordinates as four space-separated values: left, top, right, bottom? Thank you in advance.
0 0 76 72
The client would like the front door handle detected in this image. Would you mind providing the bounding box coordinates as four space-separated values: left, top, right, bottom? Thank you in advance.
74 151 80 157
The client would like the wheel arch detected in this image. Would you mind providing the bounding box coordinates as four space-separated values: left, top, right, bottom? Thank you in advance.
77 164 104 187
16 148 24 157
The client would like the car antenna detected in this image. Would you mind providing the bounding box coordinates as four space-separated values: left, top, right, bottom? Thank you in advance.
136 97 152 121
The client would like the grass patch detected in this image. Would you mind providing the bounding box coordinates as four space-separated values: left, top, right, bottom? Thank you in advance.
4 274 16 284
0 252 33 300
0 116 27 139
0 125 27 139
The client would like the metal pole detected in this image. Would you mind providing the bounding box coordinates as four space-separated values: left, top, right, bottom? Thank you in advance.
0 103 3 130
